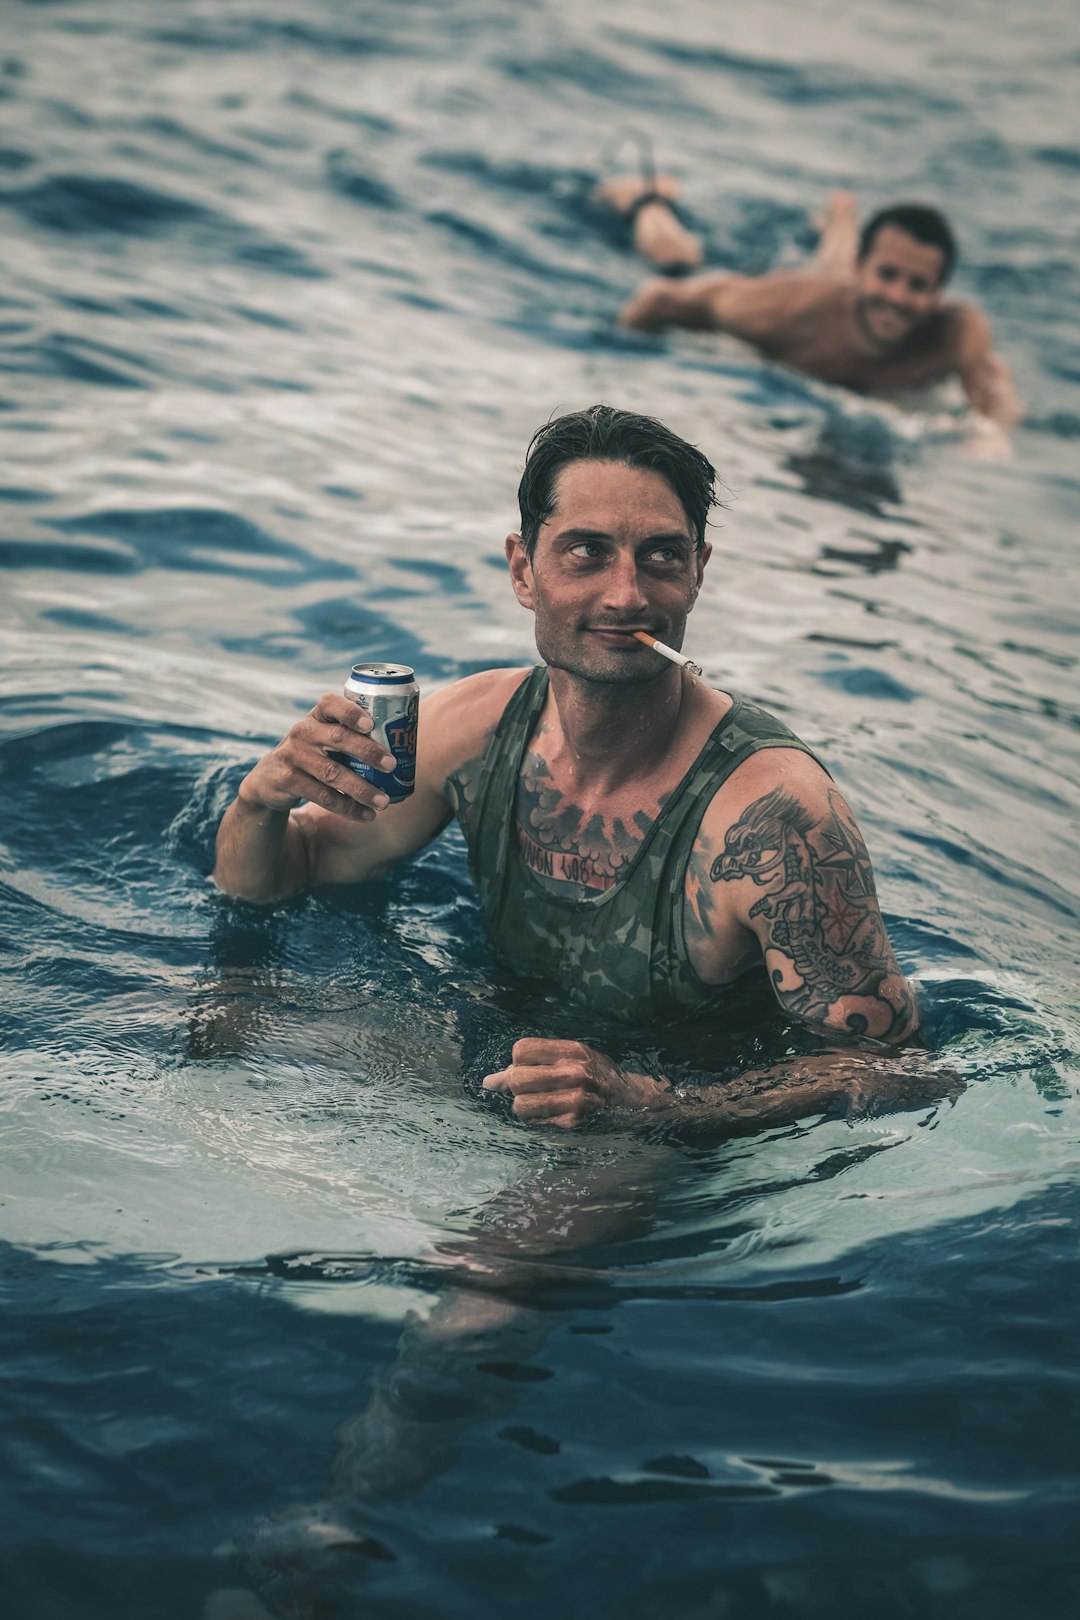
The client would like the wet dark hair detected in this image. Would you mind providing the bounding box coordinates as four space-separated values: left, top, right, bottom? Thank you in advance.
857 204 957 286
517 404 719 558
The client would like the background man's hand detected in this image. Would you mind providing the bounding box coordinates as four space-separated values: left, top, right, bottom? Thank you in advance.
956 414 1014 462
238 693 398 822
482 1039 667 1128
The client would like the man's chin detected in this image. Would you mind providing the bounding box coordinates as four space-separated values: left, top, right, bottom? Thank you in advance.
856 301 917 350
873 318 917 348
538 648 664 686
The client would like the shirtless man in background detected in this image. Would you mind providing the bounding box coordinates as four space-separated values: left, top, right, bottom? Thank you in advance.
601 177 1020 443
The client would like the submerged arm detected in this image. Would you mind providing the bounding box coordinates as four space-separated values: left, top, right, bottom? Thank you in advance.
481 1039 952 1132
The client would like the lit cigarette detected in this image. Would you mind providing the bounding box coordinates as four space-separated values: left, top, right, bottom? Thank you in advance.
632 630 702 677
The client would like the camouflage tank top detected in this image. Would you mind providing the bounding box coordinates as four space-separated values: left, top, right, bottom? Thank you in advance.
462 667 818 1024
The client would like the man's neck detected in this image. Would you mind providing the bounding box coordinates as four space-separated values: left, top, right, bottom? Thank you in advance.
542 664 689 795
845 284 938 362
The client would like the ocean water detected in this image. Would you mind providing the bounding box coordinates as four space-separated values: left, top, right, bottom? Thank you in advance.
1 1 1079 1616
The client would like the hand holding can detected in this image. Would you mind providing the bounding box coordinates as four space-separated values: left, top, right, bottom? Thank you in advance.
334 663 419 804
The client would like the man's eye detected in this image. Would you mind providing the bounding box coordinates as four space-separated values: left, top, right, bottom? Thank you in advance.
568 541 603 558
877 266 898 283
910 278 929 294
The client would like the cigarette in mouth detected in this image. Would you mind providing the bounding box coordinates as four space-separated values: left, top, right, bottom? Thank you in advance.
632 630 703 678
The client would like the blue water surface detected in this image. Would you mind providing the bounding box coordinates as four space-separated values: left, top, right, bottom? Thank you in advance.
1 1 1079 1617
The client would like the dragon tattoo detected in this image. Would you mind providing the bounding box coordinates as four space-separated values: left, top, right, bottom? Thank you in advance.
710 786 912 1039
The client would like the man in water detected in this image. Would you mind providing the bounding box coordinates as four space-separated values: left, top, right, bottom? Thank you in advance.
213 405 926 1129
602 178 1020 439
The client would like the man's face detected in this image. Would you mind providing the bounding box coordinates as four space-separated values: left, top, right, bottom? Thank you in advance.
506 459 709 685
854 225 946 349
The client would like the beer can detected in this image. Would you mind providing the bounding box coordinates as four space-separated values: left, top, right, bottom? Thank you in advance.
339 662 419 803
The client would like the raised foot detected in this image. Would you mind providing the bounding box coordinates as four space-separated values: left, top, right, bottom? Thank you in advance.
591 174 704 269
591 173 683 216
812 188 859 237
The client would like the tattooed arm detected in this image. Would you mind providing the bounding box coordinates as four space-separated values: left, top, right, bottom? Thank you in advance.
689 753 920 1045
484 752 932 1130
481 1038 950 1131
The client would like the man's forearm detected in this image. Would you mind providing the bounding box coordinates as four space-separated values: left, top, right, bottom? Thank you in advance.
967 363 1022 429
212 796 308 903
210 688 411 901
618 274 729 333
625 1046 955 1133
484 1037 952 1134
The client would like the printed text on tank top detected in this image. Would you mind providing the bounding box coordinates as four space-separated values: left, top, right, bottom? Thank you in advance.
456 667 821 1022
510 685 729 901
513 745 670 899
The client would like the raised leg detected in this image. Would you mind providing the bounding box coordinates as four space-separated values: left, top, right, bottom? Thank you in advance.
810 189 860 278
592 174 705 270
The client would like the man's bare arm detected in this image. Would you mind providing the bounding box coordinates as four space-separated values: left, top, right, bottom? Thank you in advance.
619 270 736 332
619 266 821 340
809 189 860 278
483 758 928 1130
952 304 1022 428
211 674 523 903
213 691 401 902
482 1039 954 1131
699 771 920 1046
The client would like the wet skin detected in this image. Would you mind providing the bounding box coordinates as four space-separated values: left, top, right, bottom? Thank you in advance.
214 455 926 1133
618 215 1021 433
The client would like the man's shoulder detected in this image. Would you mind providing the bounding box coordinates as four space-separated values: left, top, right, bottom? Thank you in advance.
943 298 992 357
422 665 533 780
681 740 839 982
914 298 989 363
433 664 534 709
762 267 846 298
698 741 835 846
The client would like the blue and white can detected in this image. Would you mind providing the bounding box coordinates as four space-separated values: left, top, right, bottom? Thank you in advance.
341 662 418 803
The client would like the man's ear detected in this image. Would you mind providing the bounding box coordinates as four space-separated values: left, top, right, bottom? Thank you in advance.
688 541 712 609
506 533 535 609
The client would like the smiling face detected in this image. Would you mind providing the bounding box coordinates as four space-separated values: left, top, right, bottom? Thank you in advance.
853 225 946 349
506 459 710 685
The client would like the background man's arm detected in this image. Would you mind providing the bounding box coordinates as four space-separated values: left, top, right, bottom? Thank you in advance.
952 304 1022 429
618 268 808 343
619 270 739 332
